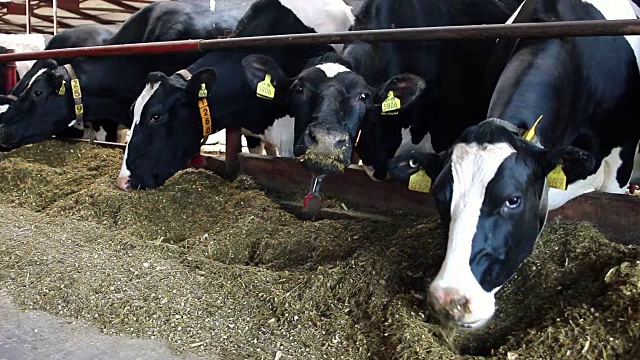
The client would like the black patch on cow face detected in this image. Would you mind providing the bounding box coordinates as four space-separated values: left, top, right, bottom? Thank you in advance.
124 74 203 190
468 152 547 292
0 63 70 151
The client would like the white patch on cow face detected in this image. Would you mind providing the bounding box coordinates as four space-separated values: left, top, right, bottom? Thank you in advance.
278 0 354 52
583 0 640 70
430 142 515 328
395 127 435 156
548 146 626 210
0 104 9 114
26 68 47 90
209 0 216 12
118 82 160 185
316 63 351 78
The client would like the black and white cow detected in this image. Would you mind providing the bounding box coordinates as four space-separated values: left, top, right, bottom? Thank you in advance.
344 0 523 181
388 0 640 329
3 24 118 100
116 0 355 190
0 24 117 141
0 1 241 150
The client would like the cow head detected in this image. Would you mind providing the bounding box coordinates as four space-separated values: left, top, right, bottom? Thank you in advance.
117 69 217 190
388 119 595 329
242 54 425 176
0 60 70 151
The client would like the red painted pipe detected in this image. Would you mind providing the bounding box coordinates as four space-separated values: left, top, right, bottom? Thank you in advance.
3 49 17 94
2 19 640 63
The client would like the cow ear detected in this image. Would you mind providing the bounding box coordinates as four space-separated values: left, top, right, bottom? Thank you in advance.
542 146 596 183
242 54 291 100
49 69 65 93
186 68 217 99
146 71 168 84
387 150 444 184
0 95 15 106
43 59 58 71
374 74 425 113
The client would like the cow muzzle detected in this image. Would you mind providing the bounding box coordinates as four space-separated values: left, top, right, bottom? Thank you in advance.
297 122 351 175
116 175 131 190
429 285 495 330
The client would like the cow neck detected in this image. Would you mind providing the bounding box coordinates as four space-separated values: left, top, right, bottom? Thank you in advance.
174 69 213 145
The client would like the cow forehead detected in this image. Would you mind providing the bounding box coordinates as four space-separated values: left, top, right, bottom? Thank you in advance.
315 63 351 78
450 142 516 210
133 82 160 126
27 68 48 90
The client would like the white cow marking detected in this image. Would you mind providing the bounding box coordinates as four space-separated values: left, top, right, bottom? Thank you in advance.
278 0 354 52
316 63 351 78
0 104 9 114
118 82 160 181
430 142 515 327
505 1 526 25
27 68 47 90
548 146 626 210
243 116 295 158
395 127 435 156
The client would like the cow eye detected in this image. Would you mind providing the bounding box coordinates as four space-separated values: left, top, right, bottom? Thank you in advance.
409 158 419 168
150 114 161 122
291 84 303 94
505 196 521 209
33 90 43 97
358 93 370 101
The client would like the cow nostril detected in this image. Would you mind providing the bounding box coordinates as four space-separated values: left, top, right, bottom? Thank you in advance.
335 138 347 149
306 130 319 145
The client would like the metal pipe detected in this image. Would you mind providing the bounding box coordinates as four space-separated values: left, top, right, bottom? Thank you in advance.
53 0 58 35
2 19 640 63
3 49 17 94
25 0 31 34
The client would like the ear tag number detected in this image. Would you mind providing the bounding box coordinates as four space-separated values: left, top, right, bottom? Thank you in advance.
74 104 84 115
58 80 66 95
70 79 82 99
198 98 212 137
256 73 275 100
547 164 567 190
198 83 208 98
381 91 401 115
523 115 543 142
408 169 431 193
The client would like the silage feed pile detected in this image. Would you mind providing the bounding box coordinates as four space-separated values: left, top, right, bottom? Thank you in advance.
0 141 639 359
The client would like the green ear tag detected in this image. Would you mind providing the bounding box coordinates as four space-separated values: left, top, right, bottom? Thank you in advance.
198 83 208 98
58 80 66 95
256 73 275 100
547 164 567 190
408 169 431 193
381 91 401 115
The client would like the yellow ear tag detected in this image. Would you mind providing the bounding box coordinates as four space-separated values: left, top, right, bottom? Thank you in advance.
381 91 401 115
523 115 543 142
74 104 84 115
547 164 567 190
408 169 432 193
256 73 275 100
58 80 66 95
198 83 208 98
